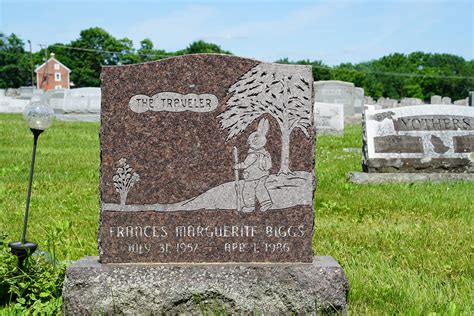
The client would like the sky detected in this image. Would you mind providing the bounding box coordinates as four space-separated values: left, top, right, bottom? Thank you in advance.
0 0 472 65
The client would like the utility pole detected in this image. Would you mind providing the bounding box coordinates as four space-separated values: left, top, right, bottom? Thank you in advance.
27 40 34 88
38 44 48 89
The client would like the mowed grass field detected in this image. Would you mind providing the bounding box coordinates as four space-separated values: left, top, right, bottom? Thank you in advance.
0 113 472 314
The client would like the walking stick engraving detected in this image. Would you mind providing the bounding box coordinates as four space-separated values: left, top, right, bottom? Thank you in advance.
232 146 241 212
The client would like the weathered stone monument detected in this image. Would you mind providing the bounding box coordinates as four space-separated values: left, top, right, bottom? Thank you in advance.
365 95 376 105
63 87 101 113
314 102 344 135
453 98 468 106
63 55 348 314
441 96 452 105
469 91 474 107
431 95 442 104
349 105 474 183
400 97 423 106
354 87 364 114
314 80 355 116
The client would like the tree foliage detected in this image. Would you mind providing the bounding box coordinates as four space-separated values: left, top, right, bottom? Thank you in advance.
1 28 472 100
279 52 473 101
0 33 31 88
34 28 230 87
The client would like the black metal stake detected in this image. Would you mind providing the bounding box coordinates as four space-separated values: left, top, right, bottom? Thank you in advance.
21 129 43 243
9 128 43 267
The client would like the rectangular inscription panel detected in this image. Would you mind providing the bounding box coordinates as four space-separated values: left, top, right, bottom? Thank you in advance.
374 136 423 153
100 209 312 263
453 135 474 153
99 55 315 263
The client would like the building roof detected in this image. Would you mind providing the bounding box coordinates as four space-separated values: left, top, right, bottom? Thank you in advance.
34 53 71 73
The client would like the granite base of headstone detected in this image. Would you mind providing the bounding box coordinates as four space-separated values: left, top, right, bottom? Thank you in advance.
63 256 348 314
348 171 474 184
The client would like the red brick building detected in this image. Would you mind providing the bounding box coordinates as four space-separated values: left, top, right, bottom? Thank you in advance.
35 53 71 91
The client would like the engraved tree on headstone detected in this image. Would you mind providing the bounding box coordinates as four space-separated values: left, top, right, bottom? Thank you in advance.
218 64 311 174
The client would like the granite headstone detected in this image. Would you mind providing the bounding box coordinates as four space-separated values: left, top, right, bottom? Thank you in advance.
363 105 474 173
99 55 315 263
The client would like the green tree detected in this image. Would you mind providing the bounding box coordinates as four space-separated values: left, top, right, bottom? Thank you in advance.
176 40 232 55
0 33 30 88
137 38 172 62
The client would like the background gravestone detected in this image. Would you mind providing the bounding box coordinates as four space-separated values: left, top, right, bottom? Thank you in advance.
314 102 344 135
453 99 468 106
442 96 452 105
362 105 474 173
354 87 364 114
314 80 355 117
431 95 442 104
63 87 101 113
99 55 315 263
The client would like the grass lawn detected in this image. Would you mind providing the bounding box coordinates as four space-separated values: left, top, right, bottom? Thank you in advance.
0 113 472 314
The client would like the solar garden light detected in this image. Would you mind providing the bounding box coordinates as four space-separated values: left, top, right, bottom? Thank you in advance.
9 101 54 267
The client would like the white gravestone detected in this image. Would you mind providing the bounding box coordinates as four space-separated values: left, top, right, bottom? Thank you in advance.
431 95 442 104
441 97 452 105
354 87 364 114
365 96 376 105
453 99 468 106
63 88 101 113
314 102 344 135
363 105 474 173
314 80 355 116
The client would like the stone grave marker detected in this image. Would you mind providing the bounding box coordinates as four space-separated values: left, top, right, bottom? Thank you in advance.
469 91 473 107
354 87 364 113
314 80 355 116
63 87 101 113
44 89 65 113
63 54 349 314
431 95 442 104
453 99 468 106
314 102 344 135
99 55 315 263
362 105 474 173
442 96 452 104
18 86 34 99
365 96 376 105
